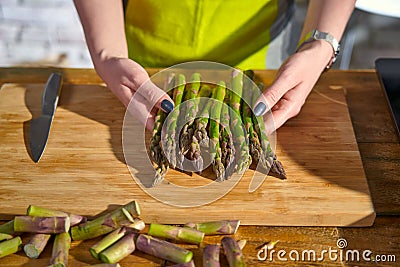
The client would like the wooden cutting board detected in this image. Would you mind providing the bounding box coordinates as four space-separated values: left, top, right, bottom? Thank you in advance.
0 77 375 226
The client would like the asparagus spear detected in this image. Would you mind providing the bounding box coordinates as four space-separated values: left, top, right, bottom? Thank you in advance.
49 232 71 267
241 74 262 163
178 73 201 169
71 200 142 241
203 244 220 267
0 233 13 242
151 109 169 184
209 81 226 180
27 205 86 226
230 69 251 174
0 236 22 259
150 74 176 185
186 84 212 172
24 233 51 259
193 85 214 147
252 83 287 179
147 223 204 245
99 233 136 264
184 220 240 235
221 237 246 267
136 234 193 264
220 93 236 179
13 216 70 234
0 220 15 235
164 74 185 168
90 227 134 260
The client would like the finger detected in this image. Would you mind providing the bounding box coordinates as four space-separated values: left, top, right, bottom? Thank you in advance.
111 84 135 108
127 90 154 129
253 70 299 117
136 79 175 114
145 112 155 131
265 90 306 132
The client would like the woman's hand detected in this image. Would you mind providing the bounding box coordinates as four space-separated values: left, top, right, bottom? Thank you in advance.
95 56 174 130
253 40 333 133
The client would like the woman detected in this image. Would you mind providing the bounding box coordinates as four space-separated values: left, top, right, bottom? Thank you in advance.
74 0 355 131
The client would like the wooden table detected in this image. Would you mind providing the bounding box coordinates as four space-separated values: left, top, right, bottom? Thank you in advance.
0 68 399 266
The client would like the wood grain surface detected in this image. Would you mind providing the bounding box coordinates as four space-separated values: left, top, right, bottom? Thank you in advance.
0 70 374 226
0 68 399 267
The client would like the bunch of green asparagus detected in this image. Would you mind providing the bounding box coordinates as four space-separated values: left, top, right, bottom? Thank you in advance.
0 200 252 266
150 69 286 185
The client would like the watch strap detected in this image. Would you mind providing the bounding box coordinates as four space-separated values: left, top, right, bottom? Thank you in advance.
297 29 341 69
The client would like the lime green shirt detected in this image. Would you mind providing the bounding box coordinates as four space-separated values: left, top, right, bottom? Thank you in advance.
125 0 294 69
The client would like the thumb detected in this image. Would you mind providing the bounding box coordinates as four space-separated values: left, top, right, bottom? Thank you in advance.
253 73 297 116
136 77 175 114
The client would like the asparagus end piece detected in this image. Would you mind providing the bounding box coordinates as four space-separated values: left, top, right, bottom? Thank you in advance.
98 233 136 264
185 220 240 235
0 220 15 235
0 233 13 242
203 244 220 267
136 234 193 264
148 223 204 245
0 236 22 259
221 236 246 267
49 232 71 267
13 216 70 234
23 233 51 259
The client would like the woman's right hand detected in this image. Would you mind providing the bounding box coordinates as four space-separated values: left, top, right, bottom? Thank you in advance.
95 57 174 130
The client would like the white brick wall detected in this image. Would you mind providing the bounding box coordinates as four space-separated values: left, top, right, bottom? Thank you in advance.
0 0 93 68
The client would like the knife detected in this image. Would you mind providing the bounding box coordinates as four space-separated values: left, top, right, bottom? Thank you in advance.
30 73 63 162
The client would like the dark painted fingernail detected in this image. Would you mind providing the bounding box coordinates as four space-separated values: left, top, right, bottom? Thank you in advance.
161 99 174 113
254 102 266 116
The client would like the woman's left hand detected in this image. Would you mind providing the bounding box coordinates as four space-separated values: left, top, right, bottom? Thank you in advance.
253 39 334 133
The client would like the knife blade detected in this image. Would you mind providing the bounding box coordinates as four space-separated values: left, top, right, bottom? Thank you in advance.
30 73 63 162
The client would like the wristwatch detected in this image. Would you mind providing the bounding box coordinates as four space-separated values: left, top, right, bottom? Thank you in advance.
297 29 341 69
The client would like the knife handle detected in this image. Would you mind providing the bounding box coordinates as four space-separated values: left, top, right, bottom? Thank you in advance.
42 73 63 116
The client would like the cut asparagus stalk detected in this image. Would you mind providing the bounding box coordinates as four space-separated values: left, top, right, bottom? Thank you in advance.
252 83 287 179
209 81 227 181
150 74 175 185
13 216 70 234
185 220 240 235
136 234 193 264
98 233 136 264
221 237 246 267
169 260 195 267
71 200 141 241
0 233 13 242
165 73 185 169
147 223 204 245
0 220 15 235
0 236 22 258
90 227 134 260
49 232 71 267
203 244 220 267
27 205 86 226
230 69 251 174
24 233 51 259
